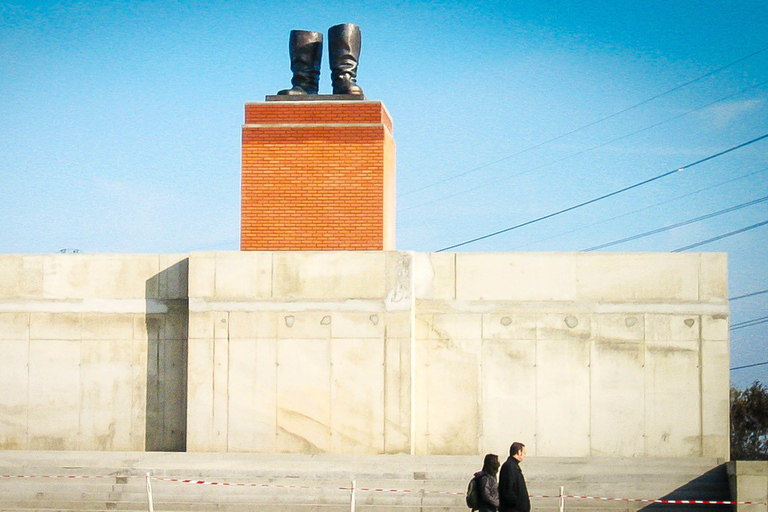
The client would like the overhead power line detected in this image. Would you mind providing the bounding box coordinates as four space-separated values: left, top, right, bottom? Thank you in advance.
582 195 768 251
401 80 768 214
672 219 768 252
510 166 768 250
436 132 768 252
731 315 768 331
731 361 768 371
402 45 768 197
731 289 768 301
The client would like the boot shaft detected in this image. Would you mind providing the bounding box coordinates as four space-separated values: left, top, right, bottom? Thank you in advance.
279 30 322 95
328 23 363 95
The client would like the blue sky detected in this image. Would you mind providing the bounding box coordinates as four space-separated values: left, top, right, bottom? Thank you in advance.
1 0 767 387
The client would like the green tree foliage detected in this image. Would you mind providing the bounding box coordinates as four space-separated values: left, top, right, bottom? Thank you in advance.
731 381 768 460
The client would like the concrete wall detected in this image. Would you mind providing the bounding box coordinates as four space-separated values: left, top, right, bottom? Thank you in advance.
0 251 729 457
0 254 188 451
185 251 730 458
728 461 768 512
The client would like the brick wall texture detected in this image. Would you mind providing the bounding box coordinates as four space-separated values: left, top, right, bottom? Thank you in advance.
241 101 396 251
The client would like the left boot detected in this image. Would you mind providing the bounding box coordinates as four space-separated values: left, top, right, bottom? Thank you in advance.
328 23 364 96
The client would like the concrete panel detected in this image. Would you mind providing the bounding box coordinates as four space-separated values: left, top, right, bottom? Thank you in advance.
385 312 412 340
701 340 729 457
595 314 644 342
158 255 189 299
0 255 43 298
482 313 537 341
456 253 578 301
229 311 279 339
577 253 700 301
188 252 216 298
537 312 591 341
79 339 134 450
273 252 387 299
28 339 81 450
645 314 700 342
30 312 81 340
702 314 729 341
212 332 229 452
422 338 481 455
186 337 214 451
481 339 536 454
414 252 455 300
145 334 187 452
80 313 134 340
130 333 148 451
330 312 385 339
644 340 701 456
42 254 159 299
0 339 29 449
228 338 277 452
699 253 728 301
536 339 590 456
276 312 333 339
590 338 645 456
330 338 385 453
189 311 216 339
0 312 29 340
383 337 411 454
427 313 482 340
384 251 413 310
277 339 331 453
213 251 272 300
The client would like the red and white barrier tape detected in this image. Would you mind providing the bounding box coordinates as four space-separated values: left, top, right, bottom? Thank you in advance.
153 477 464 495
562 494 763 505
1 474 764 505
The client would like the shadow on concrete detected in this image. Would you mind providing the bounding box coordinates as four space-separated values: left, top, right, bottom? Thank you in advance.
640 464 731 512
145 258 189 451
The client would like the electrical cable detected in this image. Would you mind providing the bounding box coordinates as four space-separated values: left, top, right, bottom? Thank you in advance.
582 195 768 251
730 315 768 331
436 133 768 252
400 79 768 214
731 361 768 371
672 219 768 252
401 45 768 197
731 289 768 301
510 166 768 250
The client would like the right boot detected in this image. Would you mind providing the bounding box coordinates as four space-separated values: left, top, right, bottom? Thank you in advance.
277 30 323 95
328 23 364 96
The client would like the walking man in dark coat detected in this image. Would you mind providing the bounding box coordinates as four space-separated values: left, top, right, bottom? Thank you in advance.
498 442 530 512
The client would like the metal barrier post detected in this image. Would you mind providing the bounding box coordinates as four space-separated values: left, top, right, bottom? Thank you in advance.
350 479 356 512
146 472 154 512
559 486 565 512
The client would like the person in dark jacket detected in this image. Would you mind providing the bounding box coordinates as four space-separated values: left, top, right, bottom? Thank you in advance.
473 453 500 512
498 442 530 512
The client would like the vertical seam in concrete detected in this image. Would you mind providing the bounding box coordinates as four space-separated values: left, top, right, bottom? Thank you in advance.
698 313 704 456
274 324 279 451
226 311 231 452
587 314 600 457
270 252 275 299
25 312 30 449
409 251 417 455
642 313 648 455
329 327 333 450
534 313 538 454
77 312 83 450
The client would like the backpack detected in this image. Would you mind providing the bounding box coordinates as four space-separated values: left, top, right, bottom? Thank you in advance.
465 474 480 509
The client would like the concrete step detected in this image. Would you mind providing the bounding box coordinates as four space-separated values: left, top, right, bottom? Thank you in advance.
0 452 731 512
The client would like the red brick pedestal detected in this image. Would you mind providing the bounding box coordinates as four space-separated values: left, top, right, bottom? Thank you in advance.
241 100 396 251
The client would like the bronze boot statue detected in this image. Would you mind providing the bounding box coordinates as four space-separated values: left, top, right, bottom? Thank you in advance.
278 30 323 95
328 23 364 96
